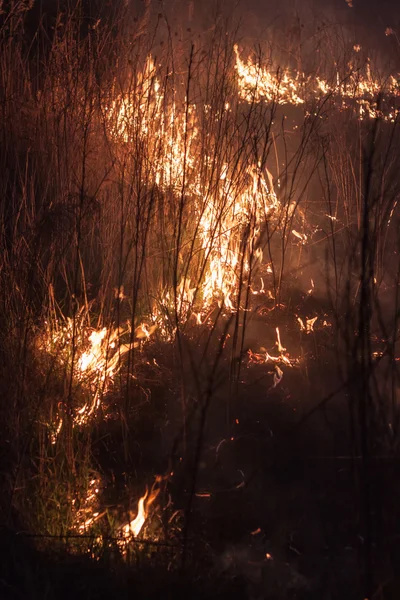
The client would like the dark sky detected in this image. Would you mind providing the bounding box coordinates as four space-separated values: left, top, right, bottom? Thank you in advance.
30 1 400 36
26 0 400 63
243 0 399 38
172 0 400 53
230 0 400 65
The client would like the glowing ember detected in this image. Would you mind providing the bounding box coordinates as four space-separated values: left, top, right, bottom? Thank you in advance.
72 476 102 535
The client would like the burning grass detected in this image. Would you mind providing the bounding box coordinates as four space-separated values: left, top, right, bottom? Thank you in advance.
234 43 400 121
0 1 400 598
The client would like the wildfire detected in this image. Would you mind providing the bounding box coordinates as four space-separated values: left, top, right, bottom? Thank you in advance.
103 44 400 337
69 473 163 557
72 476 102 535
234 45 400 122
38 310 155 440
69 474 164 558
15 9 399 571
107 58 280 324
117 479 163 555
234 44 305 106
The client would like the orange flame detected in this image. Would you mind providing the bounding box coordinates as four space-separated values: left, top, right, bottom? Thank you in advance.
234 44 400 122
123 485 160 539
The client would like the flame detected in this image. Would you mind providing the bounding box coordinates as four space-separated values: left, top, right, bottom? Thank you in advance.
234 44 305 106
125 490 148 538
248 327 299 373
38 312 155 440
104 45 398 334
122 485 160 540
297 316 318 333
275 327 286 353
234 45 400 122
292 230 308 244
106 57 280 327
28 36 400 566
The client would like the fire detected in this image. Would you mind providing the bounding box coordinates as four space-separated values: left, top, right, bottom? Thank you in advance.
292 230 308 245
10 9 398 571
123 491 147 538
275 327 286 353
234 45 400 122
199 163 278 311
103 44 399 338
248 326 300 390
106 56 280 327
121 485 160 541
38 310 155 440
69 474 163 554
70 476 163 555
234 44 305 106
297 316 318 334
72 476 102 535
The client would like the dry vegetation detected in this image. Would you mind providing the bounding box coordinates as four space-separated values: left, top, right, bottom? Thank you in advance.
0 1 400 598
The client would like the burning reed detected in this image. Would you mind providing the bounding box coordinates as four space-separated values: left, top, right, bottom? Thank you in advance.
0 1 399 597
